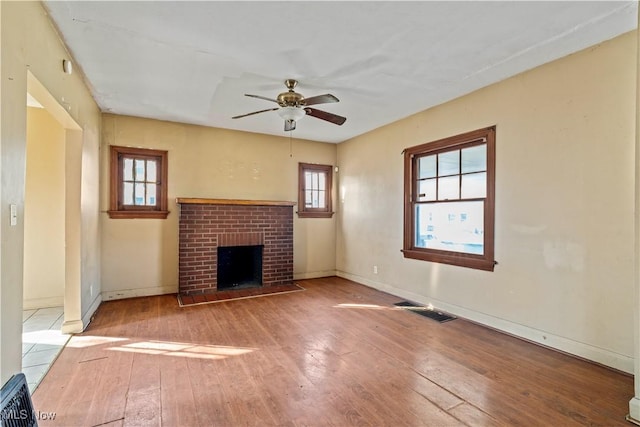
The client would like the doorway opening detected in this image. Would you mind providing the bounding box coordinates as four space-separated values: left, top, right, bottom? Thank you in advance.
22 71 82 392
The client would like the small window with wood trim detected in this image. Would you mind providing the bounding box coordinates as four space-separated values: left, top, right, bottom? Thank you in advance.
108 145 169 219
298 163 334 218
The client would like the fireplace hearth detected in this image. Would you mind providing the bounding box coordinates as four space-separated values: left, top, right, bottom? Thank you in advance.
177 198 294 295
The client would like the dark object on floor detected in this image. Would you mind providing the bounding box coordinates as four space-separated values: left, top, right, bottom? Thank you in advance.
394 300 420 308
1 373 38 427
394 300 456 323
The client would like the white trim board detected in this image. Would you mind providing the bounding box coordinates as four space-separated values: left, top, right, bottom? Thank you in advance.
336 270 633 374
102 285 178 301
82 294 102 331
62 293 102 334
294 270 337 280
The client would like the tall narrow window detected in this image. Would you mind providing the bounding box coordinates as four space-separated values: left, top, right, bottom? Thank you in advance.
108 145 169 219
402 126 496 271
298 163 333 218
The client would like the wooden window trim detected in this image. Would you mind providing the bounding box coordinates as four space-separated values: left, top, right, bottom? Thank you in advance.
297 163 334 218
402 126 496 271
108 145 169 219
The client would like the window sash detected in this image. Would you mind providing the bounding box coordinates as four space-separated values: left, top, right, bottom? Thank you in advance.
304 171 327 209
414 200 485 255
413 141 487 203
120 155 160 208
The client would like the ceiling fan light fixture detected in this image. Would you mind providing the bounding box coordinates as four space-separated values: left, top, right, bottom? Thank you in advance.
277 106 305 122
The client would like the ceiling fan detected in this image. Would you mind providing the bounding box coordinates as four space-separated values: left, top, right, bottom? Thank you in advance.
232 79 347 131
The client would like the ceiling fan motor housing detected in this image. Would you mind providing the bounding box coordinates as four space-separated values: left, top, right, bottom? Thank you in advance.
277 91 304 107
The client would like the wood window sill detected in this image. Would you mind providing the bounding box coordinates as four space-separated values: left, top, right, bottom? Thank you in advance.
296 211 334 218
107 210 170 219
401 249 496 271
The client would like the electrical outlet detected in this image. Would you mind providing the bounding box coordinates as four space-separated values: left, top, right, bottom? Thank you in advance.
373 265 378 274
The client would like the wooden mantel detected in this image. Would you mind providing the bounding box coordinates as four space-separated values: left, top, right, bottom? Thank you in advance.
176 198 296 207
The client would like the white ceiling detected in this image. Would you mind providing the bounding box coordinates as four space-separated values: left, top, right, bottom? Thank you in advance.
43 1 637 144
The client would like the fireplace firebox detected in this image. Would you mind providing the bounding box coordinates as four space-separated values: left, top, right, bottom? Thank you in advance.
217 245 263 290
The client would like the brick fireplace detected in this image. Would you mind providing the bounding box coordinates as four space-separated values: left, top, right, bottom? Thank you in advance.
177 198 294 295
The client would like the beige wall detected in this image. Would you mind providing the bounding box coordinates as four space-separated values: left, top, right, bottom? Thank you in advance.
337 31 637 372
0 2 101 383
100 115 337 299
23 107 65 309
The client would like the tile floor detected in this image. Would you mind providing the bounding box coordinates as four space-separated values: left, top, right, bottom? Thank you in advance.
22 307 70 393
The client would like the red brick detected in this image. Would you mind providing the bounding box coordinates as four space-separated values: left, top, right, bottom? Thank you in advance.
178 201 293 294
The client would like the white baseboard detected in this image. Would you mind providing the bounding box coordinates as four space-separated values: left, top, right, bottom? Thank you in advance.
102 285 178 301
336 270 634 374
60 293 102 334
294 270 337 280
629 397 640 424
23 296 64 310
82 293 102 330
61 319 84 334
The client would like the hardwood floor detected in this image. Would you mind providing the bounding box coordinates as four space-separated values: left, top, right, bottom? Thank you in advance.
32 277 633 426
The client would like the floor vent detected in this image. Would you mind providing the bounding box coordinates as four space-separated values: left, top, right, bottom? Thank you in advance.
394 301 456 323
1 373 38 426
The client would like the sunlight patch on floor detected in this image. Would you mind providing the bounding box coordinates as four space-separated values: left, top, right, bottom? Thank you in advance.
334 303 394 310
65 335 129 348
66 334 256 361
22 307 69 393
108 340 256 360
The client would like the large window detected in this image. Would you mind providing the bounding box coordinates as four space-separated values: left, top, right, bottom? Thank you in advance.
108 145 169 219
298 163 333 218
403 126 496 271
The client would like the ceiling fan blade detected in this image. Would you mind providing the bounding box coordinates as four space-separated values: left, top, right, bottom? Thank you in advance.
245 94 279 103
304 107 347 126
303 94 339 106
284 119 296 132
232 107 279 119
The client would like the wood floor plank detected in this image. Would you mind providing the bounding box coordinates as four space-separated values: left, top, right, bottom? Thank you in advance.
158 355 198 427
32 277 633 426
448 402 504 427
123 388 160 427
122 354 161 427
83 349 133 427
